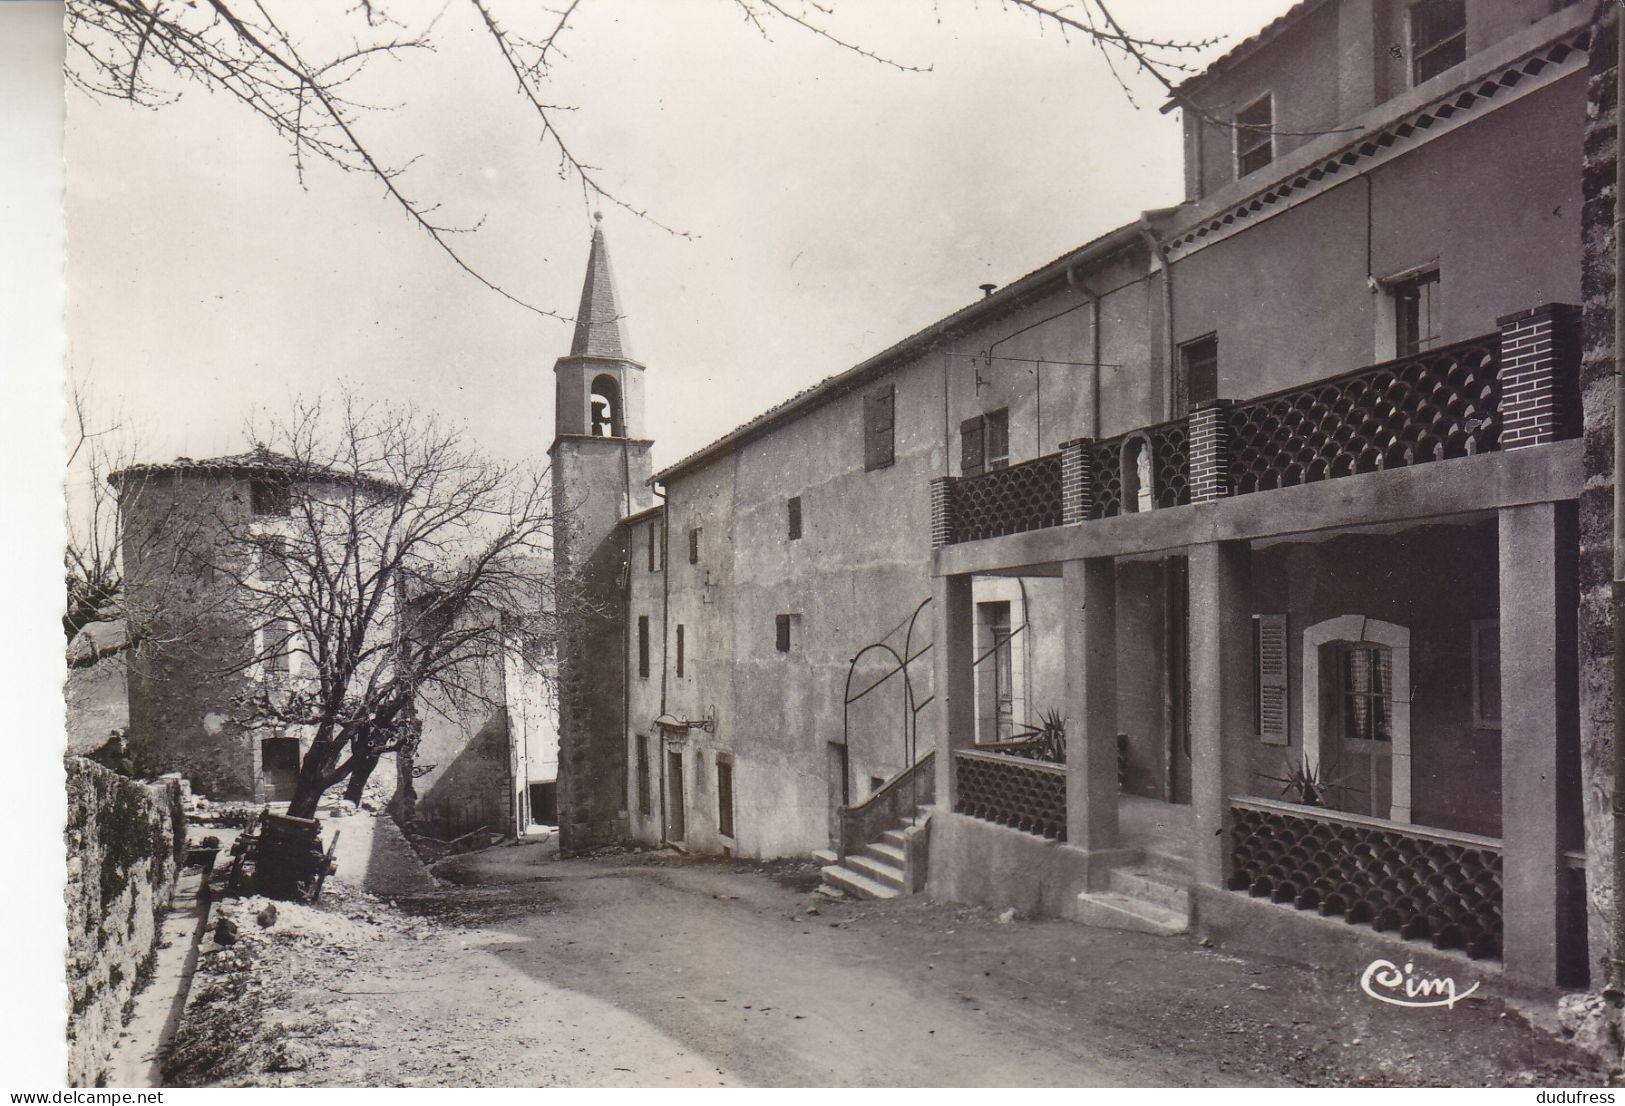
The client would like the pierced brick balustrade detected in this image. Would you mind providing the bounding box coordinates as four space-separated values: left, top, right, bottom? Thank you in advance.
1226 335 1503 495
954 748 1067 841
943 454 1063 543
1229 797 1503 959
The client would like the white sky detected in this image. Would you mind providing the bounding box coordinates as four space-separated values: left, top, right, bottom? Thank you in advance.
67 0 1296 473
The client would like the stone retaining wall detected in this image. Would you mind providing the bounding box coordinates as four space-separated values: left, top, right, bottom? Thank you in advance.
64 758 186 1087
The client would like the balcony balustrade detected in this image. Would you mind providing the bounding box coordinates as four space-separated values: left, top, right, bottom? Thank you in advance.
953 748 1067 841
1229 797 1503 959
930 306 1575 548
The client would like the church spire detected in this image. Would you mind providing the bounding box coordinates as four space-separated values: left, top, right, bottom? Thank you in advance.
570 213 630 360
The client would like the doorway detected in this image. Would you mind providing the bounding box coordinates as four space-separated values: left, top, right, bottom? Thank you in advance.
528 781 558 826
667 750 686 841
261 737 300 802
1166 556 1192 804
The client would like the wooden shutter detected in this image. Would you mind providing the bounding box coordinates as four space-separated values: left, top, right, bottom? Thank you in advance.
864 385 895 471
960 415 986 477
985 408 1010 469
776 613 791 652
1256 613 1289 745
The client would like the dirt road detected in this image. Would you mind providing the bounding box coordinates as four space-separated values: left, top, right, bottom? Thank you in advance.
166 838 1608 1087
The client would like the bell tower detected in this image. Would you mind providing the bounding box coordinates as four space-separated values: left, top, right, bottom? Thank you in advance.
550 214 653 851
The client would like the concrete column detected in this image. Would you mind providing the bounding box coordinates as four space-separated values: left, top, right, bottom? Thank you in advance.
1064 557 1119 850
1498 501 1580 986
932 572 976 814
1188 540 1253 887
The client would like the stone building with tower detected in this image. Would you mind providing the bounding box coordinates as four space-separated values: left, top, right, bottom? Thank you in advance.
549 0 1605 995
549 214 653 850
109 448 385 801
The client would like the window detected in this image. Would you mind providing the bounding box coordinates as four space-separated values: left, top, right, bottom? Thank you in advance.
676 624 685 678
688 526 700 565
1391 269 1440 357
590 374 623 437
1336 644 1394 743
1178 335 1219 418
637 615 650 678
1471 619 1501 729
1410 0 1466 85
717 759 735 838
1252 614 1289 744
250 478 290 516
1234 94 1274 178
636 735 651 816
959 408 1010 477
646 521 661 572
257 537 288 582
667 751 686 840
787 496 802 540
775 613 797 653
264 619 296 676
863 383 895 471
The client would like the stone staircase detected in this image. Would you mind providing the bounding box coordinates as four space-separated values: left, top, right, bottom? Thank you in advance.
814 808 929 900
1071 849 1192 936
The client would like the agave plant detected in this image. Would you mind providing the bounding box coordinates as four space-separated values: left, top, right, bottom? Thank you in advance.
1256 751 1354 807
1010 707 1067 764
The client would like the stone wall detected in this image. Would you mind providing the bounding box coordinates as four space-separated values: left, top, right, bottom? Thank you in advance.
1579 0 1618 986
64 759 186 1087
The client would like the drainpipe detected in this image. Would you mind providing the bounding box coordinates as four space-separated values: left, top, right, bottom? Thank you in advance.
1138 224 1176 421
1065 266 1103 440
1611 2 1625 1005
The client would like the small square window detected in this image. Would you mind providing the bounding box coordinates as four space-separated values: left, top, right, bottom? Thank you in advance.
251 479 291 517
1234 95 1273 178
787 496 802 541
1410 0 1466 86
775 613 799 653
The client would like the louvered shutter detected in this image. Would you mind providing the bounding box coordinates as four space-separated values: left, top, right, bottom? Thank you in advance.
960 415 986 477
864 385 895 471
1256 613 1289 745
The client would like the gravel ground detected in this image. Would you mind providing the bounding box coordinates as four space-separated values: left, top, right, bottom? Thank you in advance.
161 838 1612 1088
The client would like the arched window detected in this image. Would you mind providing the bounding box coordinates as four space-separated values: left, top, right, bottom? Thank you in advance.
590 374 623 438
1120 434 1155 513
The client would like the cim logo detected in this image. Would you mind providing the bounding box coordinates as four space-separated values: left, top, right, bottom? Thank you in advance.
1359 959 1480 1009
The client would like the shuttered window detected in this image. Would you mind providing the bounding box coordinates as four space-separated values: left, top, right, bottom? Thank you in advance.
863 384 895 471
676 624 685 678
1253 613 1289 745
787 496 802 540
637 615 650 678
960 408 1010 477
688 527 700 565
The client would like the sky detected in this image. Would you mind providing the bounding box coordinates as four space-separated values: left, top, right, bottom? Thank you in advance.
65 0 1298 476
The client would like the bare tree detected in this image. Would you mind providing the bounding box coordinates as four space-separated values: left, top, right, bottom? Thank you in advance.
214 395 557 823
63 0 1222 313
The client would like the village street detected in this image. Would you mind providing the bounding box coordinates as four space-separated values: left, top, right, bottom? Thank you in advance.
162 814 1606 1088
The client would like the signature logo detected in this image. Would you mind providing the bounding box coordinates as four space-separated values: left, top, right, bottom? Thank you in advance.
1359 959 1479 1009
